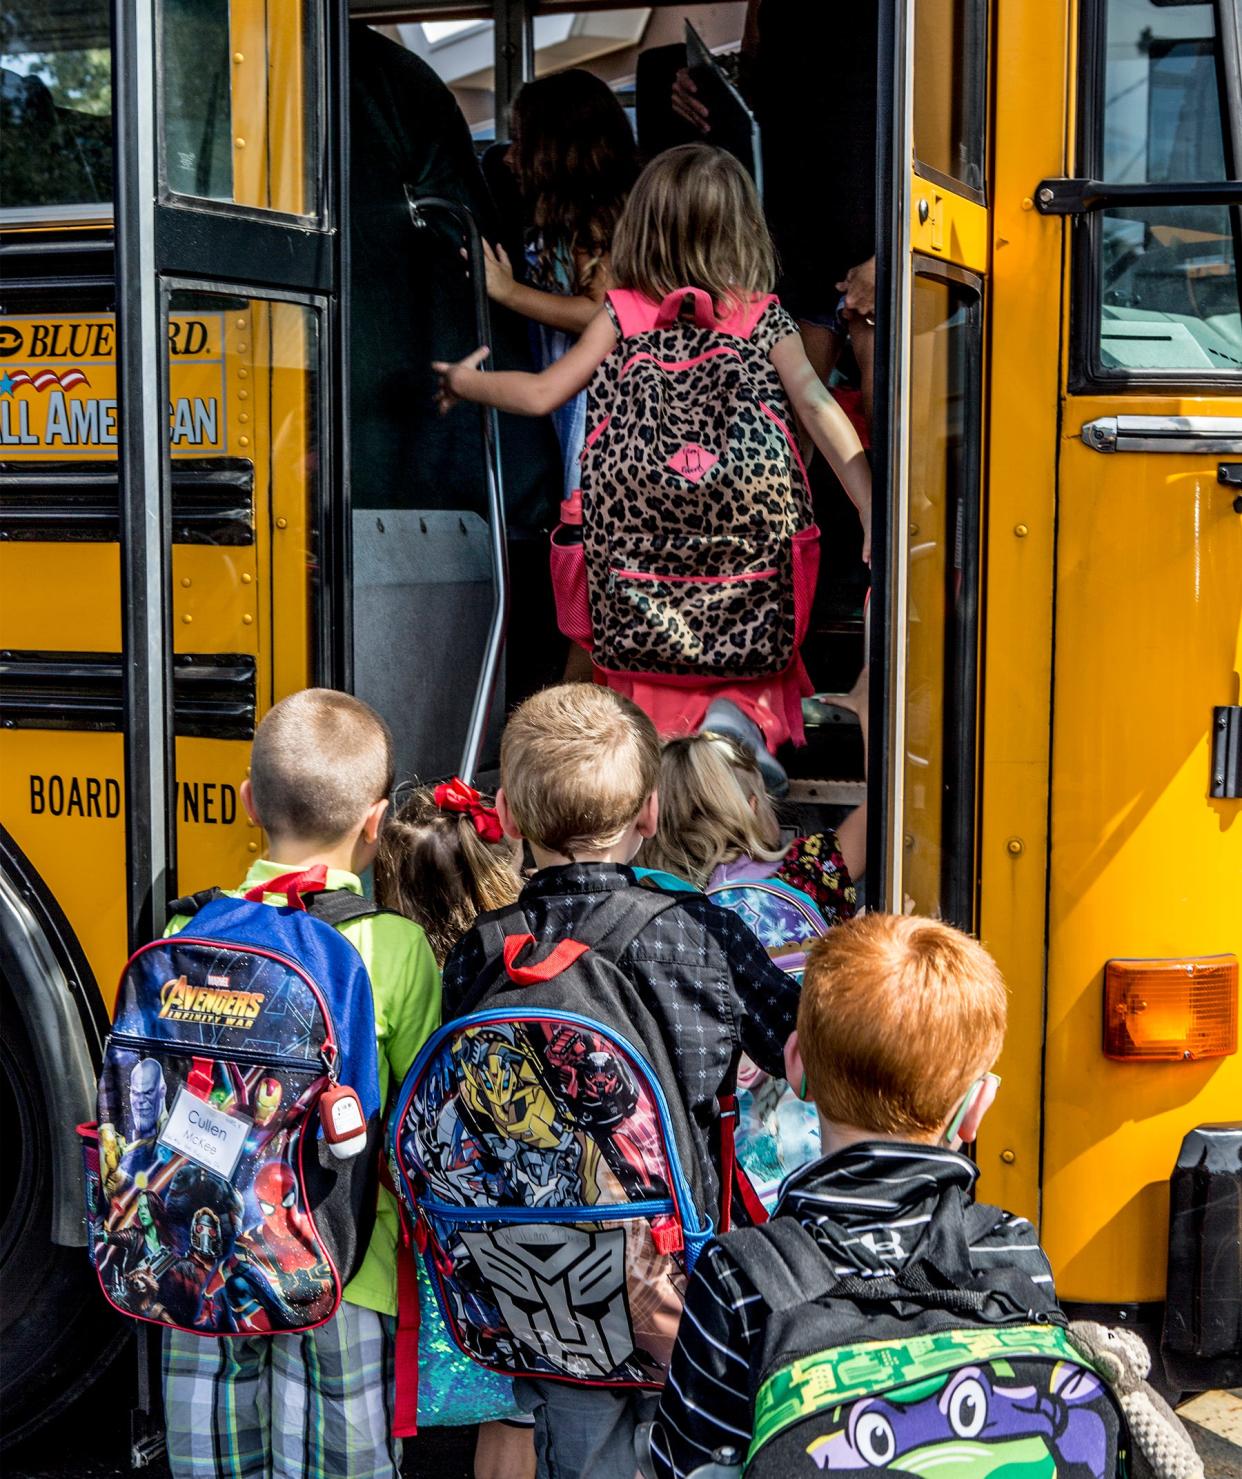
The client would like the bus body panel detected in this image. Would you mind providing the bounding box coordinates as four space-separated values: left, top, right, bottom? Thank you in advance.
1045 389 1242 1303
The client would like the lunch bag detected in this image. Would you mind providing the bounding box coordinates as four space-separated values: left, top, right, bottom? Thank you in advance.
390 888 735 1389
557 286 818 678
79 870 383 1336
724 1195 1127 1478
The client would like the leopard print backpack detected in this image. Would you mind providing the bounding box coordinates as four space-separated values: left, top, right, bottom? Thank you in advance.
564 286 819 679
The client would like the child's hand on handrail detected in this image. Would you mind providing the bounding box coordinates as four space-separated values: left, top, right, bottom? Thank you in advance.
432 346 489 414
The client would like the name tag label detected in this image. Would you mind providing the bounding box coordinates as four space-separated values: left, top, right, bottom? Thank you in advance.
159 1085 251 1179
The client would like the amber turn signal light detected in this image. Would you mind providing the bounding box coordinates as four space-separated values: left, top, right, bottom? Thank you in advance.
1103 955 1238 1062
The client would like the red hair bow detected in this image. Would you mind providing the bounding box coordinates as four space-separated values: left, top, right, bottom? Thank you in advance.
434 776 505 843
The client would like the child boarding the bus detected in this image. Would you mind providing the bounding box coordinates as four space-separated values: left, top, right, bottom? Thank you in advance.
434 144 872 794
645 914 1082 1479
416 683 802 1479
161 690 441 1479
373 779 537 1479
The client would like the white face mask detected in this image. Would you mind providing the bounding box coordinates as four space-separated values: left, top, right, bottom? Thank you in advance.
942 1072 1001 1146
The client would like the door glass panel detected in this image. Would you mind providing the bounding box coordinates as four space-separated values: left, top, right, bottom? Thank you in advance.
903 273 982 924
0 0 112 213
1095 0 1241 371
913 0 986 192
160 0 321 220
164 289 322 699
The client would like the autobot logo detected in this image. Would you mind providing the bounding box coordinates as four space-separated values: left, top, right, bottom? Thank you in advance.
158 976 264 1028
461 1224 634 1378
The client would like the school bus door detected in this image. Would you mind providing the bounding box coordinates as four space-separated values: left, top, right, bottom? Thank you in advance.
1036 0 1242 1315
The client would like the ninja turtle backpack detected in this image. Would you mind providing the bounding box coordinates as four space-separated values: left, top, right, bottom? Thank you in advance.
390 888 744 1391
79 869 385 1337
722 1198 1128 1478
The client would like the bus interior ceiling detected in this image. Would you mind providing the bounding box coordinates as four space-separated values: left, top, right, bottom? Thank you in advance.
343 2 870 809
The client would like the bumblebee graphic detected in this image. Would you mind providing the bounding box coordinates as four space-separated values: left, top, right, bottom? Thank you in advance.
452 1027 603 1208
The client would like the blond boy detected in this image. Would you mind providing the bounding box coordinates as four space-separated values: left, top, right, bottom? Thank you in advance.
442 684 801 1479
162 690 440 1479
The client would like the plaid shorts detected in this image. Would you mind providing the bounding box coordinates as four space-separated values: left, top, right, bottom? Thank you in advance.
163 1302 401 1479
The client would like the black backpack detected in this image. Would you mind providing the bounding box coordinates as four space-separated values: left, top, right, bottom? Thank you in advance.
724 1189 1127 1477
389 887 744 1387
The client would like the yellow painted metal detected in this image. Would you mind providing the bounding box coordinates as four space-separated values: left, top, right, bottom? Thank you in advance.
1044 394 1242 1301
974 0 1072 1227
226 0 307 216
910 172 989 275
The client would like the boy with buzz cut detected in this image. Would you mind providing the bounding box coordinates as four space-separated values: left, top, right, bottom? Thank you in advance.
162 689 440 1479
649 913 1056 1479
441 683 802 1479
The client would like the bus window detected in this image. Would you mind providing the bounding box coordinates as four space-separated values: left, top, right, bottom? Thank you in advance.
160 0 322 219
902 270 983 925
0 1 112 216
914 0 987 196
1090 0 1241 374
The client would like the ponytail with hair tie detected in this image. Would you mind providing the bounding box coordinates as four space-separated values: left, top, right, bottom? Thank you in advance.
432 777 505 843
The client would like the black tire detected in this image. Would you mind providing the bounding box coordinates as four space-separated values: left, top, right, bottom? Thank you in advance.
0 978 126 1451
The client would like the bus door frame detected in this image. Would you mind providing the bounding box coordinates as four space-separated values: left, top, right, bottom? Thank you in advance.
111 0 352 954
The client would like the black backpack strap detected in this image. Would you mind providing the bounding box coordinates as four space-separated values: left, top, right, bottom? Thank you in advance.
166 887 223 918
474 885 684 976
304 890 383 928
721 1216 839 1316
827 1261 993 1316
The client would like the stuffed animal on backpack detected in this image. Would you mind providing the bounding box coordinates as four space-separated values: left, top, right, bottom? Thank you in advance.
1066 1321 1204 1479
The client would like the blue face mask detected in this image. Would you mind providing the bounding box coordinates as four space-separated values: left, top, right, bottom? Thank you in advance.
942 1072 1001 1145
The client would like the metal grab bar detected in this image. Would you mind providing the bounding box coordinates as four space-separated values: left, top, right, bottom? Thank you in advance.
404 189 510 784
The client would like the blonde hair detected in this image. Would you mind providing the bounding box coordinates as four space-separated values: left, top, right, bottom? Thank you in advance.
499 685 660 858
611 144 776 315
374 784 522 966
637 732 785 888
799 914 1008 1136
249 689 393 844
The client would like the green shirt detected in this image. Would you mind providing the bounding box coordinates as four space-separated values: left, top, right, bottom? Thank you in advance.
167 858 441 1316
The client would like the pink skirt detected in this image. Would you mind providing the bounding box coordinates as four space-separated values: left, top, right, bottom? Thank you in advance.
598 658 812 753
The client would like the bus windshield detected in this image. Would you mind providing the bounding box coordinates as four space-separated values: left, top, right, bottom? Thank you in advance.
1 0 112 215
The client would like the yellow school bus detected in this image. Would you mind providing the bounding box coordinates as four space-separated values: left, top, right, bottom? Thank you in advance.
1 0 1238 1451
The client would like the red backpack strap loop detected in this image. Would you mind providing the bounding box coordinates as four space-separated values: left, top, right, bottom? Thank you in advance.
718 1091 770 1229
502 934 591 984
242 864 329 909
655 286 717 331
392 1207 422 1438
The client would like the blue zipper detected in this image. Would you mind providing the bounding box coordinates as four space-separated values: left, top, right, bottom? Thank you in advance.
421 1195 674 1225
393 1006 707 1237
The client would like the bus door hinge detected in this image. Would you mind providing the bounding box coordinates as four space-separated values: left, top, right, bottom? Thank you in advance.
1210 707 1242 800
1218 463 1242 515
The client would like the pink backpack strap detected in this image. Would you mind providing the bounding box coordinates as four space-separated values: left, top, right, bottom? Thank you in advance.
606 288 662 338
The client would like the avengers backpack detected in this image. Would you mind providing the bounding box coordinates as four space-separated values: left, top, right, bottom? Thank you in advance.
79 871 383 1336
389 888 724 1389
723 1199 1127 1478
574 287 819 679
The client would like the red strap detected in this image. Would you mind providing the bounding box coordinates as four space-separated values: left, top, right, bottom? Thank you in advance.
718 1092 769 1229
188 1057 215 1101
650 1216 685 1256
392 1217 421 1438
502 934 591 984
718 1094 737 1234
242 864 329 909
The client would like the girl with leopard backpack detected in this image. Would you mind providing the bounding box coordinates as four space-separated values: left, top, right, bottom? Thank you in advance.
434 144 871 790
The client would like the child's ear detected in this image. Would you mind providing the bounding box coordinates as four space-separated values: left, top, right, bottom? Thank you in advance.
635 789 660 840
362 797 389 845
783 1030 805 1095
240 778 261 827
494 788 525 842
956 1073 1000 1145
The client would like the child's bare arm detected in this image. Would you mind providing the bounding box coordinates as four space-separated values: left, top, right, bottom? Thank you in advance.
771 331 873 561
432 308 616 418
483 240 611 336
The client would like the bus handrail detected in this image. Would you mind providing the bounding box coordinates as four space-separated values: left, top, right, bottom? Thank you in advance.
403 190 510 785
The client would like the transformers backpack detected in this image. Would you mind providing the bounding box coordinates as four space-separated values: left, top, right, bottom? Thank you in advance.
79 872 383 1336
390 888 730 1389
724 1200 1127 1479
